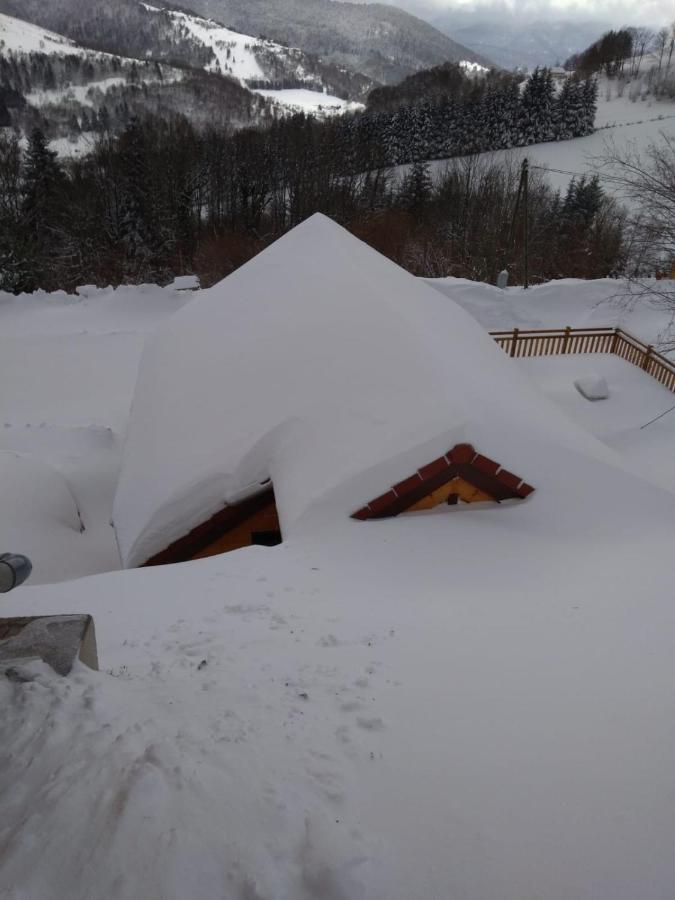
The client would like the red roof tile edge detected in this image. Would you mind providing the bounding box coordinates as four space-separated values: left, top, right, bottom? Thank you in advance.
352 444 534 520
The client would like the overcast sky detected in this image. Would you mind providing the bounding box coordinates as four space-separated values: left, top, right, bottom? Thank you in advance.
393 0 673 26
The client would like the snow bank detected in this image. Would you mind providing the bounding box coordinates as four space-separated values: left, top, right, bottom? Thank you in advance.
0 282 193 582
427 276 675 347
575 374 609 400
0 452 84 585
0 282 189 338
115 215 627 568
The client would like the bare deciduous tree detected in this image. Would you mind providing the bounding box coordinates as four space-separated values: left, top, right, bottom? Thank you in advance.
629 27 655 78
599 134 675 336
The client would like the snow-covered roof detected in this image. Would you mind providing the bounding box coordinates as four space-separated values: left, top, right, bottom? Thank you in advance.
113 214 619 567
168 274 200 291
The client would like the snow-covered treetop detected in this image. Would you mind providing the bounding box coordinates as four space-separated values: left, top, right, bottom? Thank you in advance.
113 214 617 568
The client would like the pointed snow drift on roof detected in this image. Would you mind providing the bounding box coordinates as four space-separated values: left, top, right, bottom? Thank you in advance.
113 214 616 568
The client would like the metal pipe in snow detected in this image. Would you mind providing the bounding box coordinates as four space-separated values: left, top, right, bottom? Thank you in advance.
0 554 33 593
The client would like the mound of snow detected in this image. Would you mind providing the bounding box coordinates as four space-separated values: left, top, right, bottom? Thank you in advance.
0 452 84 585
575 374 609 400
114 214 624 568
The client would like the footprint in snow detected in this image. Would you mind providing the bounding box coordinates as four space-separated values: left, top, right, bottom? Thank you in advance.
356 716 385 732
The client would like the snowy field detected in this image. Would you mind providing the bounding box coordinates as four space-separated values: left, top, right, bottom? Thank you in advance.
254 88 364 115
3 228 675 899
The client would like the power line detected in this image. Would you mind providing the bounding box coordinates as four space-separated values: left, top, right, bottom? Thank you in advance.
640 403 675 430
530 163 627 185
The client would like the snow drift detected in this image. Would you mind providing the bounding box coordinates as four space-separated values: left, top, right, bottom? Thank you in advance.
114 214 626 568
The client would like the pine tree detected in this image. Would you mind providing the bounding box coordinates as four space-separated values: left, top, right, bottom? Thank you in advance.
581 78 598 136
399 159 432 210
22 128 65 241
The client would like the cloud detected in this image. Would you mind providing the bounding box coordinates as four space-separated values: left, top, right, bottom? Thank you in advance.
401 0 673 26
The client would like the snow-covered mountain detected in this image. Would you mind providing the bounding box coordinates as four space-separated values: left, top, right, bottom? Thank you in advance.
0 12 276 150
140 4 372 100
166 0 495 83
435 15 609 72
0 8 367 153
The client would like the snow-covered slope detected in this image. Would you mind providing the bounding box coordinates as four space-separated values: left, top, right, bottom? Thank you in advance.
143 4 368 111
160 7 270 82
0 11 84 55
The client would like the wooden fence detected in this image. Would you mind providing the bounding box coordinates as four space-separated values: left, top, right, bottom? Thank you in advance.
490 326 675 394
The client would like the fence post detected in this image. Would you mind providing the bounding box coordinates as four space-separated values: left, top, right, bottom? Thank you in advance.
562 326 571 354
610 327 620 354
510 328 519 357
642 345 653 371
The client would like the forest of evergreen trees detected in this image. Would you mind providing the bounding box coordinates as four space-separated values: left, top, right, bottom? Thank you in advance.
0 88 625 295
358 69 597 166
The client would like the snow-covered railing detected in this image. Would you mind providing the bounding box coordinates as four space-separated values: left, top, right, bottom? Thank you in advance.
491 326 675 394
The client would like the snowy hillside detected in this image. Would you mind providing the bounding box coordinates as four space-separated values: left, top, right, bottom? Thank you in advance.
0 8 363 151
142 3 371 106
164 0 495 85
0 12 222 150
408 73 675 195
3 222 675 899
0 11 85 55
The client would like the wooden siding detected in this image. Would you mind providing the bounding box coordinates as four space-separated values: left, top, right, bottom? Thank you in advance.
407 477 493 511
142 487 279 567
191 501 280 559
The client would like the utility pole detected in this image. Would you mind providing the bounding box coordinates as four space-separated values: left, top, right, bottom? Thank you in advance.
522 157 529 290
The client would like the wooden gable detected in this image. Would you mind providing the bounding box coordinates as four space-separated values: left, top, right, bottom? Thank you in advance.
352 444 534 521
142 487 281 567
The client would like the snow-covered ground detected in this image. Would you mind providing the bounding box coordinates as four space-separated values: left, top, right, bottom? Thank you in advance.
254 88 363 115
3 274 675 581
3 234 675 899
427 276 675 343
517 353 675 495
